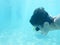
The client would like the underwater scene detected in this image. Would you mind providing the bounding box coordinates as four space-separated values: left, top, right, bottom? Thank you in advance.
0 0 60 45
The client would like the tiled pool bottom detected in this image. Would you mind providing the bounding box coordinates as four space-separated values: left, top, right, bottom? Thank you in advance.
0 26 59 45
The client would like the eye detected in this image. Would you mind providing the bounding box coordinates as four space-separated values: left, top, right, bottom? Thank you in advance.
35 27 40 31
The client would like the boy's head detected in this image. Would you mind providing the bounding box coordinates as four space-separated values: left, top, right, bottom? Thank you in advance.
30 8 54 31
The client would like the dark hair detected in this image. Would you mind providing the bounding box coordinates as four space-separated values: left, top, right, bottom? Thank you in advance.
30 8 54 27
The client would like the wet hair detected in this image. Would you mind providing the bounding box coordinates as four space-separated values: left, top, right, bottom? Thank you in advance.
30 8 54 31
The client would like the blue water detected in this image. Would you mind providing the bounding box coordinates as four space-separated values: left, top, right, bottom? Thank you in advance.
0 0 60 45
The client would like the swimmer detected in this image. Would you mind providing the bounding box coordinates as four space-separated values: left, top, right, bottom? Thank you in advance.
29 8 60 35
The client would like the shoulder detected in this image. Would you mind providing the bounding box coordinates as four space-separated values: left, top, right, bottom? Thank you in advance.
54 15 60 22
54 15 60 27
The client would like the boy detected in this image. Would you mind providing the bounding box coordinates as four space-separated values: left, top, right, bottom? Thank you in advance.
30 8 60 35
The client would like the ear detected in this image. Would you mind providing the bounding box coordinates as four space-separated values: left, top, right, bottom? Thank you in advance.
41 22 50 35
43 22 50 32
44 22 49 28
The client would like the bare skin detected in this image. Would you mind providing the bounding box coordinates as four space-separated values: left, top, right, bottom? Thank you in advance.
36 15 60 35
